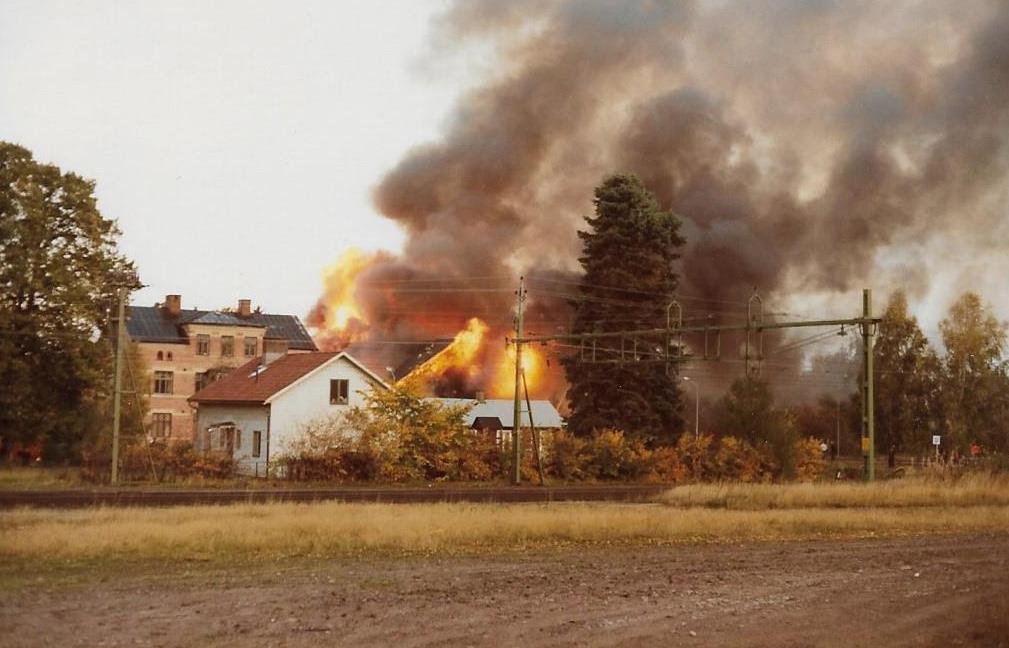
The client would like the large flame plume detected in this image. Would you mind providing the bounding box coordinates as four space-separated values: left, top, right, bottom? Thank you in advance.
309 1 1009 404
307 248 380 350
400 318 489 393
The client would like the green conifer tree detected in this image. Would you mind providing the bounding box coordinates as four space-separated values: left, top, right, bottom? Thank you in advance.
563 174 685 444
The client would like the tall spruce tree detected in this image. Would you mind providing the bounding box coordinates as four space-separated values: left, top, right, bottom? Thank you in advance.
563 174 684 444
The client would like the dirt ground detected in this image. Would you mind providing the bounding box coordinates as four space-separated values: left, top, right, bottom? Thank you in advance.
2 533 1007 647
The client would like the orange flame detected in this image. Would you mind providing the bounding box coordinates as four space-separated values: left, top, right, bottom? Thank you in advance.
401 317 489 387
489 343 546 398
316 248 375 343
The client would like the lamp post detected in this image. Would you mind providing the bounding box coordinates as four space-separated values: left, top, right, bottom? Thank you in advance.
682 376 699 438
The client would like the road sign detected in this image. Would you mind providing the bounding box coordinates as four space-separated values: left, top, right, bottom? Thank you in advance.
932 435 941 446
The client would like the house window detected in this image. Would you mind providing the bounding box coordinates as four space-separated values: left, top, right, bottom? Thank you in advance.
235 429 242 450
195 372 209 392
330 379 349 404
196 334 210 356
153 371 174 394
252 431 262 458
244 336 257 357
221 336 234 357
156 351 163 361
151 413 172 438
166 351 173 361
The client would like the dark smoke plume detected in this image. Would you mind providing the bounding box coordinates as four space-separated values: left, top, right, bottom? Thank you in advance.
312 0 1009 397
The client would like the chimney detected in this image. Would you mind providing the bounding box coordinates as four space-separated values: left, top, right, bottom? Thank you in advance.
237 298 252 317
475 391 486 404
164 294 181 316
263 338 289 365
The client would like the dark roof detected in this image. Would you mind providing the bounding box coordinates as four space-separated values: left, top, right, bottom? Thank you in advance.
343 340 451 382
186 312 266 327
189 351 388 404
126 306 317 350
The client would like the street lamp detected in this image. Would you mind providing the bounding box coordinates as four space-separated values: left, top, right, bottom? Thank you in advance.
682 376 699 438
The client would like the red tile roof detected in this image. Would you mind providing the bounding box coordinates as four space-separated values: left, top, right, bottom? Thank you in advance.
189 352 341 404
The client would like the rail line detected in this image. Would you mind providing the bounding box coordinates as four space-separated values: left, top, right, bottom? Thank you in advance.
0 484 667 509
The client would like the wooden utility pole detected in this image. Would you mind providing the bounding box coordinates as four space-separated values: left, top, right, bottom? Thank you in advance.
111 287 126 485
522 368 546 486
511 276 526 485
861 288 876 481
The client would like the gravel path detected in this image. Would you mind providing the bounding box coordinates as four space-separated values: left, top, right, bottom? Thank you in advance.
3 533 1007 647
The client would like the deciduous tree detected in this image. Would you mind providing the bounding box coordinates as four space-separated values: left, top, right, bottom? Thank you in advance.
0 142 139 460
873 290 942 453
939 292 1009 452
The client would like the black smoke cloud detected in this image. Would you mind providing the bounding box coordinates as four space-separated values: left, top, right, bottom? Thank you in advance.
316 0 1009 389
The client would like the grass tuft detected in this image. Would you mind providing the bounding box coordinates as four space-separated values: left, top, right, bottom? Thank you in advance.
658 474 1009 510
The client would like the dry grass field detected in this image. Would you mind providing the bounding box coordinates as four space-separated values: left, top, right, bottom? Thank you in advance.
3 476 1009 573
2 477 1008 646
659 473 1009 509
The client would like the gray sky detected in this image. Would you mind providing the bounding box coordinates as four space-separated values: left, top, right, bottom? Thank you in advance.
0 0 461 317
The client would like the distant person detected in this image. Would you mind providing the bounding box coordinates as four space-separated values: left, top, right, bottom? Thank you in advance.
888 444 896 469
819 441 828 457
970 442 981 458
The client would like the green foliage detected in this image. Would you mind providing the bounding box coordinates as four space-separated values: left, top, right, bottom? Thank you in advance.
563 174 685 444
281 384 498 482
938 292 1009 452
0 142 139 461
873 290 943 453
714 376 801 477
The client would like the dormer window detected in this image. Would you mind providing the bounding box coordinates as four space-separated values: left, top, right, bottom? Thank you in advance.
329 379 349 404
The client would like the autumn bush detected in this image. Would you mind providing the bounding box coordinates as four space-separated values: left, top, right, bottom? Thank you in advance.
278 385 501 483
80 440 237 483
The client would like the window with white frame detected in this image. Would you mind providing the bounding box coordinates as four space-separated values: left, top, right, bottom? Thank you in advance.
329 379 349 404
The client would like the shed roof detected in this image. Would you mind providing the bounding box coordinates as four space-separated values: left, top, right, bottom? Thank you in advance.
433 398 564 428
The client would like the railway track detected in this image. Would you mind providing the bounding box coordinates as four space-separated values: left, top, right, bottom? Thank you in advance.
0 484 667 509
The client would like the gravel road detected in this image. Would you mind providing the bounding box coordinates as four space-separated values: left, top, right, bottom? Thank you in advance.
3 533 1007 647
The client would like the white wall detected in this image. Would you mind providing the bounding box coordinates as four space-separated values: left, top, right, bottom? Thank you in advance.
195 404 270 476
268 356 381 456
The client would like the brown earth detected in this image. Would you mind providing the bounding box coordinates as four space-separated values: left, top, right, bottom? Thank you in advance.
2 534 1007 647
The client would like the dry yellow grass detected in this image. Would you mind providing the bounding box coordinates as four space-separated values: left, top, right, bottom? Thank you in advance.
0 466 83 490
659 474 1009 510
3 501 1009 566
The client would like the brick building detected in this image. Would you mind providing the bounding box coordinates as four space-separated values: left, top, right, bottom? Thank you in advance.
126 294 317 441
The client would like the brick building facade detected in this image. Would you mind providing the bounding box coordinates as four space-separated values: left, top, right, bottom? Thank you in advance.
126 294 317 441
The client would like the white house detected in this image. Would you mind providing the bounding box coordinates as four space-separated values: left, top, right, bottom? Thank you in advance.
189 351 388 475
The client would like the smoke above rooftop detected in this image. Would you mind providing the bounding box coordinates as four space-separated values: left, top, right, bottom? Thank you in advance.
309 0 1009 396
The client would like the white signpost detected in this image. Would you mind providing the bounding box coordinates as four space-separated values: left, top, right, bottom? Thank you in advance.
932 435 941 460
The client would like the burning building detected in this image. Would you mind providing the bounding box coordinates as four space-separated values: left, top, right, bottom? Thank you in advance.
307 1 1009 403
